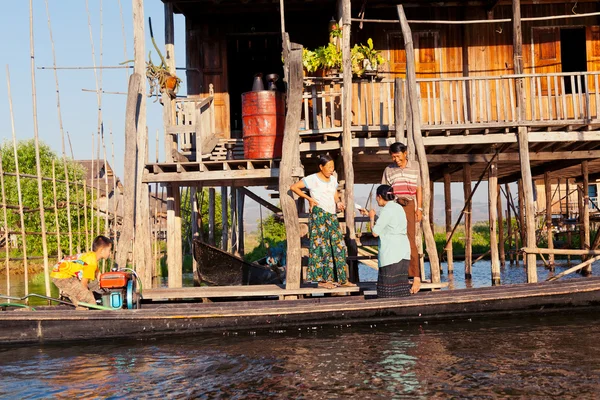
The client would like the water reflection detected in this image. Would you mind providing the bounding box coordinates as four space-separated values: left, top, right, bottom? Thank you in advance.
2 313 600 399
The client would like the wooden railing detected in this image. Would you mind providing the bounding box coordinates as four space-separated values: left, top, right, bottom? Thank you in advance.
300 71 600 135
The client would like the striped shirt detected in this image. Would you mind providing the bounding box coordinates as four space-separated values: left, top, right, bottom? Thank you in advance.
381 160 421 200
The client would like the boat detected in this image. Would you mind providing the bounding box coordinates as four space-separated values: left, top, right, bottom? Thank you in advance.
193 239 283 285
2 277 600 345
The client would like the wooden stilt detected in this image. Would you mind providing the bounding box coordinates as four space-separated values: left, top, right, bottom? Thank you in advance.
463 163 473 279
581 161 591 275
51 160 61 260
230 187 237 254
544 171 555 269
238 190 245 257
279 40 303 291
0 153 11 295
430 179 435 243
208 188 215 246
167 184 182 288
190 186 199 274
489 163 501 285
516 127 537 282
444 171 454 274
518 179 525 265
566 178 572 266
506 183 514 265
221 186 228 250
497 183 505 267
397 4 441 283
394 78 405 143
83 179 89 251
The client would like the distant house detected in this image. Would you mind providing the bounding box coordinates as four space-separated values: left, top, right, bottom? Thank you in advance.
534 178 600 221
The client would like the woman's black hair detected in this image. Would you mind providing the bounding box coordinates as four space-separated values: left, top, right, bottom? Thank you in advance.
318 154 334 167
376 185 396 201
389 142 407 154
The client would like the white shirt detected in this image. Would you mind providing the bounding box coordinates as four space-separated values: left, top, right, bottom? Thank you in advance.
303 173 338 215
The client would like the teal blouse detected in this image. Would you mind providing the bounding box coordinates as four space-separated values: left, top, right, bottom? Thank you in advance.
372 201 410 268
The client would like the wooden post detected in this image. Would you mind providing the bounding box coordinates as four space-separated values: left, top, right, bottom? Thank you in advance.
51 160 61 259
238 190 245 257
566 178 572 266
506 183 514 265
163 1 176 163
132 0 152 289
394 78 405 143
430 179 435 243
29 0 51 297
489 163 501 285
517 127 537 282
518 179 526 263
190 186 199 274
444 170 454 274
115 73 142 269
463 164 473 279
166 184 182 288
208 188 216 245
83 179 89 251
512 0 525 121
497 183 505 267
0 153 10 295
582 161 591 275
544 171 555 269
230 187 237 254
342 0 359 282
279 42 303 290
397 4 441 283
221 186 228 250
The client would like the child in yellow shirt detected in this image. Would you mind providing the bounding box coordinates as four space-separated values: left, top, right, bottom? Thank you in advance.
50 235 113 309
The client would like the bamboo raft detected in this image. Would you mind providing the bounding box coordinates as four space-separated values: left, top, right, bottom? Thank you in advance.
2 277 600 345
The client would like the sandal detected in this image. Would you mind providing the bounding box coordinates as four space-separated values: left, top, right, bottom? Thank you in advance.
318 281 336 289
339 281 357 287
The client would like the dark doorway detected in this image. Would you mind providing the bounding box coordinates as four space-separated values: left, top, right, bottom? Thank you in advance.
560 27 587 94
227 34 284 138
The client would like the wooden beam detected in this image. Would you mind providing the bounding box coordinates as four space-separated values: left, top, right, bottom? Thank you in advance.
523 247 600 256
546 255 600 282
397 4 441 283
498 158 585 185
443 170 454 274
238 187 282 214
489 163 501 285
280 43 304 290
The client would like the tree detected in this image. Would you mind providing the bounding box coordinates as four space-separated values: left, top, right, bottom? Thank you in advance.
180 188 227 254
244 214 286 262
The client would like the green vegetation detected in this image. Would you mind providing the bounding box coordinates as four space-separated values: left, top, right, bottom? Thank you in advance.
244 214 287 263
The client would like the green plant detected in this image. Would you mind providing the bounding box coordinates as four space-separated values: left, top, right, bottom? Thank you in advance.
316 42 342 72
329 23 342 39
302 48 321 73
355 38 386 73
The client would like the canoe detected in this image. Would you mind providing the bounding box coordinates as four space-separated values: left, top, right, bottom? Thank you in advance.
2 277 600 345
193 239 283 285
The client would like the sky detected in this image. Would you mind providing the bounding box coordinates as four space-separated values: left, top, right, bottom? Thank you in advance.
0 0 492 228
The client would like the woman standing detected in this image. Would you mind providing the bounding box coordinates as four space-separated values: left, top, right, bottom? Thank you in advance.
362 185 412 297
290 155 355 289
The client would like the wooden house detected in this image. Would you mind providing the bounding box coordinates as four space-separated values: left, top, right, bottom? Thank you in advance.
146 0 600 291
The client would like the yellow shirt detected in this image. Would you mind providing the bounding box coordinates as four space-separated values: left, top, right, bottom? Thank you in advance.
50 252 98 280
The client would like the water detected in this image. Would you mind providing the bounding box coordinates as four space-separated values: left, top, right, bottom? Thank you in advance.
1 312 600 399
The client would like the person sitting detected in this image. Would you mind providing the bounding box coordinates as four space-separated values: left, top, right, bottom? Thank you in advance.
290 154 355 289
361 185 412 298
50 235 113 309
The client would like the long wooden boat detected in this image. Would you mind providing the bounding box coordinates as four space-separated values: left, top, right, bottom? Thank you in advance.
193 239 282 285
2 277 600 345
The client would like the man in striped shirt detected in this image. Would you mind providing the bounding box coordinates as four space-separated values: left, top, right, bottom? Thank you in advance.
381 142 422 294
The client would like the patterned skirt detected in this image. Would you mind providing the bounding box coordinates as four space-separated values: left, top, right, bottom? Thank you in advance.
307 206 348 284
377 260 411 298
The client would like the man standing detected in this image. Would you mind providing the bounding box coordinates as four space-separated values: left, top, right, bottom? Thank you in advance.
381 142 422 293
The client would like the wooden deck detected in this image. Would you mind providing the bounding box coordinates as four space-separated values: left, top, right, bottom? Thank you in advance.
2 278 600 344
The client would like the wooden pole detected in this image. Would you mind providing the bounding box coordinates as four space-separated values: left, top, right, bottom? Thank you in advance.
67 132 82 253
132 0 153 289
166 184 182 287
221 186 228 250
91 137 96 242
566 178 572 266
497 183 505 267
280 42 304 291
238 190 245 257
115 73 142 269
190 187 199 274
444 170 454 274
582 161 591 275
523 247 600 256
208 188 215 246
45 0 73 255
547 254 600 282
83 179 89 250
394 78 405 142
0 153 10 295
397 4 441 282
489 163 500 285
463 163 473 279
544 171 555 269
342 0 359 282
506 183 513 265
517 179 526 263
7 67 30 298
51 160 62 259
29 0 51 297
429 179 435 242
230 187 237 254
512 0 525 121
110 128 118 250
101 133 110 236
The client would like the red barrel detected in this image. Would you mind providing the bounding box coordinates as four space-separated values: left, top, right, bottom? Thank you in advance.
242 91 285 159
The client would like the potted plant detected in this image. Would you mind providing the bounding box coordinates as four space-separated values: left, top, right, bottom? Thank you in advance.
357 38 386 76
302 48 321 75
316 42 342 76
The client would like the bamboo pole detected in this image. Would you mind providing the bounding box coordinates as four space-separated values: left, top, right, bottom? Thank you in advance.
238 190 245 257
51 160 62 259
397 4 441 282
518 179 526 260
497 183 505 267
522 247 600 256
45 0 73 255
221 186 228 250
566 178 572 266
118 0 128 80
110 128 118 250
0 153 10 295
29 0 51 297
444 170 454 274
166 184 182 288
582 161 591 275
83 180 89 250
463 164 473 279
546 254 600 282
506 184 514 265
489 163 500 285
102 133 109 236
544 171 554 269
208 188 215 246
91 135 96 241
6 66 30 298
67 132 82 253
